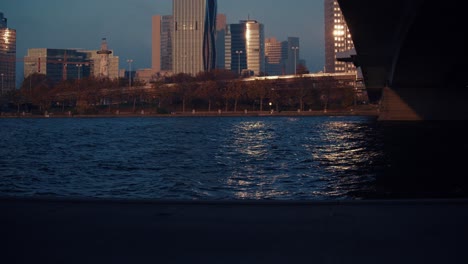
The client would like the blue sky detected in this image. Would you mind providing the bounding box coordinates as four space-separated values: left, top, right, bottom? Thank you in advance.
3 0 325 82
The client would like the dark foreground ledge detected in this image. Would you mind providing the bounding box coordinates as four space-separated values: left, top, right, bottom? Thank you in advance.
2 198 468 264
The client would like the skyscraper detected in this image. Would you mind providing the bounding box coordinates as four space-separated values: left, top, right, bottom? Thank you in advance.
161 15 173 72
225 20 265 76
152 15 173 73
0 12 16 92
152 15 162 73
173 0 217 76
324 0 356 74
215 14 226 69
265 37 283 76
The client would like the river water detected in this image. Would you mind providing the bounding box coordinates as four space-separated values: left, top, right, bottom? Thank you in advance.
0 116 466 200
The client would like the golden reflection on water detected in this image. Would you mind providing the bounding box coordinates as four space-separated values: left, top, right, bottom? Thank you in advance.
225 119 378 199
311 121 368 173
232 121 274 157
228 121 289 199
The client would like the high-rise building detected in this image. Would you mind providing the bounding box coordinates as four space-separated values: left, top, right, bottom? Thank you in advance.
225 20 264 76
265 37 283 76
24 49 92 83
173 0 217 76
152 15 162 73
0 12 16 92
161 15 173 72
215 13 226 69
324 0 356 74
152 15 173 73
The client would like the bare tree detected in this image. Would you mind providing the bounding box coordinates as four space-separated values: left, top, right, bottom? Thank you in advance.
196 80 219 112
247 80 268 112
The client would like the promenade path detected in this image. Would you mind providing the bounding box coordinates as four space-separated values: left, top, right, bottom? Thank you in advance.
2 198 468 263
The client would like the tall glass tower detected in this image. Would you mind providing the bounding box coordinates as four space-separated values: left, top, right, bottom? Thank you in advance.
173 0 217 76
0 12 16 92
225 20 265 76
161 15 174 72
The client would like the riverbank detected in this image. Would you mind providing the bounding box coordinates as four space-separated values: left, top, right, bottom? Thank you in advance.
0 108 380 118
2 197 468 264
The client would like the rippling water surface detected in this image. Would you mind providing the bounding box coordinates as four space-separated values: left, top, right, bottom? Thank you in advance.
1 116 387 200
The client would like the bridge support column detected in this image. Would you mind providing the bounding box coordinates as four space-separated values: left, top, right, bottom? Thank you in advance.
379 86 468 121
378 87 421 121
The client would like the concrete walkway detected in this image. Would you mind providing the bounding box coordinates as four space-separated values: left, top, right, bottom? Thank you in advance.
2 198 468 263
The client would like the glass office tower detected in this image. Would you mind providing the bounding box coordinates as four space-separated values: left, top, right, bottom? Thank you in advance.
173 0 217 76
265 38 283 76
225 20 265 76
0 13 16 92
161 15 174 72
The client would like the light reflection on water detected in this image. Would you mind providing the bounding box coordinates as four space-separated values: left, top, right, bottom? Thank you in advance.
0 116 385 200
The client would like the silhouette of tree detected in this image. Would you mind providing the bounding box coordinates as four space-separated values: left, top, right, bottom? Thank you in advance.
196 80 219 112
175 81 197 113
247 80 268 111
225 80 244 112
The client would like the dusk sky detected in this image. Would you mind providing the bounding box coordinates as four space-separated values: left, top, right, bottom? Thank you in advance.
3 0 325 81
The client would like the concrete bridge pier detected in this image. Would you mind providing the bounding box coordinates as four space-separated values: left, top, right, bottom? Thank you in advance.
379 87 468 121
379 87 421 121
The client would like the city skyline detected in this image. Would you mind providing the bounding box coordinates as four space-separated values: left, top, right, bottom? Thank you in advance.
2 0 325 84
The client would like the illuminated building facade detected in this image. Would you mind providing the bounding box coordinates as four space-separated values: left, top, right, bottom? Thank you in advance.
0 12 16 92
225 20 265 76
173 0 217 75
265 37 283 76
324 0 356 74
83 50 119 80
24 49 92 83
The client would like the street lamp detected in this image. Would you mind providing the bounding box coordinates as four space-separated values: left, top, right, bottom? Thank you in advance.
76 64 83 80
292 47 299 75
127 59 134 88
235 50 243 76
1 73 4 95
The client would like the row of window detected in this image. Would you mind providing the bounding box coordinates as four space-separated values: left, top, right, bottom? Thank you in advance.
175 22 199 31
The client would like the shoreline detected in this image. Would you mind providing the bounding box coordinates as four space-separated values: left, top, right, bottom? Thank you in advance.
0 109 380 119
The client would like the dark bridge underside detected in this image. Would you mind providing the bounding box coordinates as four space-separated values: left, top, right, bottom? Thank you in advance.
338 0 468 120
